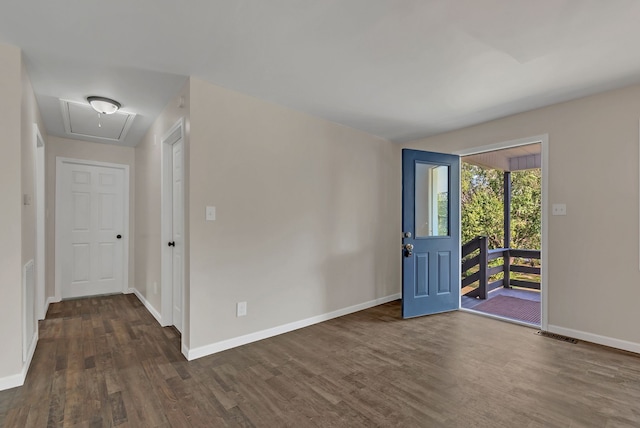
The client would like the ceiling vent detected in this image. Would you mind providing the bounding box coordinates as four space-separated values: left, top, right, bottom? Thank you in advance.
60 99 136 143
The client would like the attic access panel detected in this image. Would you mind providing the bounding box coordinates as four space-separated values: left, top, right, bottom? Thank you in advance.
60 99 136 143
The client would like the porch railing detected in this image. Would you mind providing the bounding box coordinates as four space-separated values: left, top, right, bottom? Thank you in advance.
461 236 540 299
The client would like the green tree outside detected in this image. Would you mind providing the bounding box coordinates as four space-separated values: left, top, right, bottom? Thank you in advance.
462 163 541 250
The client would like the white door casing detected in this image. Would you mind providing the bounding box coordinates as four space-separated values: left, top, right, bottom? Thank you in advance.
161 118 185 332
55 158 129 300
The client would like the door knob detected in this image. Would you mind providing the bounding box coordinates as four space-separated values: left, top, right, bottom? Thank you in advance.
404 243 414 257
168 241 175 247
403 231 412 238
116 234 122 239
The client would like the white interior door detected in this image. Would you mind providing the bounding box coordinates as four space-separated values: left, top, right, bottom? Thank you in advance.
171 139 184 332
58 160 126 299
35 127 46 319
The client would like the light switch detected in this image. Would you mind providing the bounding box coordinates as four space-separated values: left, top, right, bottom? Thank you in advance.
206 206 216 221
552 203 566 216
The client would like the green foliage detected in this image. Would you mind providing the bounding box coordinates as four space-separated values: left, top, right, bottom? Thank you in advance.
510 169 541 250
438 192 448 236
461 165 504 248
461 163 540 250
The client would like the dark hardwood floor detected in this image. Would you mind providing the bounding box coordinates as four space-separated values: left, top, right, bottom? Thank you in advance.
1 294 640 427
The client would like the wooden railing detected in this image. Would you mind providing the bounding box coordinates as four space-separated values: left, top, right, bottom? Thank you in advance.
461 236 540 299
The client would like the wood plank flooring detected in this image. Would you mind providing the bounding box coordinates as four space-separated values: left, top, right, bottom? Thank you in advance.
1 294 640 427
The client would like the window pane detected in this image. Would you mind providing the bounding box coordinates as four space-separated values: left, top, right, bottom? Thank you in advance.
415 163 449 237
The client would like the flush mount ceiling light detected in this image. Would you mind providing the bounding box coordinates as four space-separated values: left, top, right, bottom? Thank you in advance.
87 96 121 115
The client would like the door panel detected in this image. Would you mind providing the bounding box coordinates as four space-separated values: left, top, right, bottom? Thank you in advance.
415 254 429 296
402 149 460 318
99 243 115 279
172 139 184 332
60 162 125 299
438 252 451 294
72 244 90 282
99 193 115 229
73 192 90 230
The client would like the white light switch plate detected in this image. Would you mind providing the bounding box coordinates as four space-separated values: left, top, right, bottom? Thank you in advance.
206 206 216 221
552 203 567 216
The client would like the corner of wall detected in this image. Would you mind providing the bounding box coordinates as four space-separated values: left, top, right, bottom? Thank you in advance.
0 327 38 392
128 287 162 326
134 79 191 342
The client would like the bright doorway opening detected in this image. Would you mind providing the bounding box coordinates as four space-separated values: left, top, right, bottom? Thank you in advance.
460 143 542 327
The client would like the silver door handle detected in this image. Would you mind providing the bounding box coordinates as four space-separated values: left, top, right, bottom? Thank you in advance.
404 243 413 257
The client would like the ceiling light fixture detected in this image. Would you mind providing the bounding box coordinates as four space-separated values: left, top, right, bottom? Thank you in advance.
87 96 121 115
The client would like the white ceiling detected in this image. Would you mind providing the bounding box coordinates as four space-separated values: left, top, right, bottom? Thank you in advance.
2 1 640 146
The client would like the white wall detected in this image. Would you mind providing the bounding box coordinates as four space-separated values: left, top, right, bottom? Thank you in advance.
134 81 190 318
21 55 46 273
186 78 400 355
45 136 136 301
20 50 47 380
404 83 640 349
0 41 49 389
0 43 24 383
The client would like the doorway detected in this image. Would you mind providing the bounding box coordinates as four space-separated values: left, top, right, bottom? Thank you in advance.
456 136 548 329
161 119 185 332
55 158 130 299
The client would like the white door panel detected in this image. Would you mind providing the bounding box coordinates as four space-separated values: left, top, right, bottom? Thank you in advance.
172 139 184 332
59 161 125 299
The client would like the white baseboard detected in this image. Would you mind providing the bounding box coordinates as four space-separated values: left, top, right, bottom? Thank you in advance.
0 371 25 392
547 324 640 354
44 296 59 317
182 342 189 360
25 331 38 372
128 288 162 326
0 331 39 392
185 293 401 361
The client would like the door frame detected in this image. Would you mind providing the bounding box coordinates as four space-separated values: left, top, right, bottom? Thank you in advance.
34 124 46 319
454 134 549 331
54 157 130 301
160 118 185 329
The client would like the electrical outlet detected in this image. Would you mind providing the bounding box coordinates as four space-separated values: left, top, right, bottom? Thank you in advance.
237 301 247 317
552 203 567 216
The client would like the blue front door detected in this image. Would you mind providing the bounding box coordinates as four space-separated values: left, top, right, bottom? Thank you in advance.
402 149 460 318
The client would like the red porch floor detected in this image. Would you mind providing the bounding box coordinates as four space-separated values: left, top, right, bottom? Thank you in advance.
462 287 540 326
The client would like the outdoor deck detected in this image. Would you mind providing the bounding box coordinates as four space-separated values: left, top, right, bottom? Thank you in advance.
462 287 540 326
461 234 541 326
